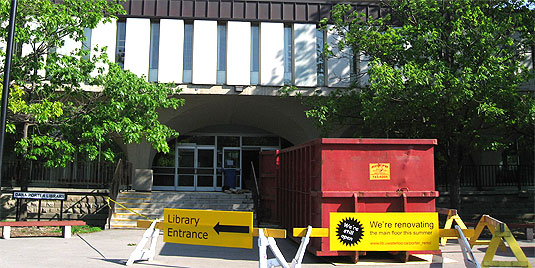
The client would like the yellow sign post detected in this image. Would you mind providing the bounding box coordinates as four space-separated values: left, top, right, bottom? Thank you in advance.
163 208 253 249
330 212 439 251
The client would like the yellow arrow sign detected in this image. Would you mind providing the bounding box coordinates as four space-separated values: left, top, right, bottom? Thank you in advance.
163 208 253 249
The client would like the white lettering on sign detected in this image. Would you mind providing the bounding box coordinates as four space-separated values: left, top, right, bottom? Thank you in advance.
13 192 66 200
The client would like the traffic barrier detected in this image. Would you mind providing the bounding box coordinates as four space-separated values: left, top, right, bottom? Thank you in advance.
131 216 290 267
437 207 468 246
455 225 481 268
469 215 532 268
127 220 159 266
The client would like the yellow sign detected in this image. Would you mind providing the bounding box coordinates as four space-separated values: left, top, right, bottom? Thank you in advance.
369 163 390 180
330 212 439 251
163 208 253 249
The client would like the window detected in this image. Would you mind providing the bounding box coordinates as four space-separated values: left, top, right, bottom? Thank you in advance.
183 23 193 83
316 28 325 86
115 21 126 68
349 49 359 84
82 28 92 61
148 21 160 82
283 25 293 84
216 23 226 84
250 24 259 85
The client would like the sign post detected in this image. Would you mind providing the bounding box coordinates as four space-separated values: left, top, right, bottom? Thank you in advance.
329 212 439 251
163 208 253 249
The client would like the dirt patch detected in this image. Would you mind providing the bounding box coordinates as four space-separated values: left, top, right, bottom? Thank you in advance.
3 226 64 238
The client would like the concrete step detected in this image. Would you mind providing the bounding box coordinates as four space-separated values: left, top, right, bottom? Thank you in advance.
110 191 255 229
112 213 161 220
114 200 253 208
114 204 254 214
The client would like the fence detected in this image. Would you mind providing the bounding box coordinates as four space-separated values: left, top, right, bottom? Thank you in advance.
0 160 132 189
436 165 534 190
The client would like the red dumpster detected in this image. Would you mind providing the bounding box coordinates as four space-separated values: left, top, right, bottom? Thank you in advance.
259 138 438 258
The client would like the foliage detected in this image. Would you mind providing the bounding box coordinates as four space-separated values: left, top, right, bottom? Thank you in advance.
51 225 102 234
289 0 535 207
0 0 183 167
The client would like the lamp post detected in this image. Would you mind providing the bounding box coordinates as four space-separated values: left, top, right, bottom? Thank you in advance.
0 0 18 205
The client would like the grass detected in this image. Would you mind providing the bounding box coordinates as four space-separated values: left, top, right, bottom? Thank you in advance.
51 225 103 234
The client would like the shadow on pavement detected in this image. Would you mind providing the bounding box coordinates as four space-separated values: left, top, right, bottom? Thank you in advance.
98 258 188 267
159 237 326 264
477 246 535 257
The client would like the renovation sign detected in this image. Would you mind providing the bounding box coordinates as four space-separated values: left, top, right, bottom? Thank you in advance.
330 212 439 251
163 208 253 248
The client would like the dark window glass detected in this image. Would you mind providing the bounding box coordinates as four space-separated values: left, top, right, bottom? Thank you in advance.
217 24 226 84
115 21 126 68
183 23 193 83
316 29 325 86
82 28 92 61
242 136 279 146
148 21 160 82
250 24 259 84
284 25 293 84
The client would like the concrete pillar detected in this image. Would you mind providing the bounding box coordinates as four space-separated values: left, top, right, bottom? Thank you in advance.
133 169 153 192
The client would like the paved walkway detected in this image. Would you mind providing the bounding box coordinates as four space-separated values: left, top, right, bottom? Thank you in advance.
0 229 533 267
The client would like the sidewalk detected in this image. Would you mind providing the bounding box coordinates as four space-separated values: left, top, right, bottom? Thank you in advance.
0 229 533 268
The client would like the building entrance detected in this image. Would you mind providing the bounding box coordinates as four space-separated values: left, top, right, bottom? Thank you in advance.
152 135 287 191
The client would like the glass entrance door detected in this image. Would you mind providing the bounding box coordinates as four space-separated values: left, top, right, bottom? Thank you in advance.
196 146 216 191
222 147 241 189
176 146 195 191
175 145 216 191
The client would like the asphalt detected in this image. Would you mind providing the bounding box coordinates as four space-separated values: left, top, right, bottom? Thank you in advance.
0 229 534 268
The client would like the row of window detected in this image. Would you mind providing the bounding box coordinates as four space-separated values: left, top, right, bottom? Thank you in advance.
114 20 330 86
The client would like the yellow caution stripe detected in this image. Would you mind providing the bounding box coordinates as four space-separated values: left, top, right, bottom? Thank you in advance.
107 197 155 221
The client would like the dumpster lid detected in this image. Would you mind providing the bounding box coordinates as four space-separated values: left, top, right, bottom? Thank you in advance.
318 138 437 145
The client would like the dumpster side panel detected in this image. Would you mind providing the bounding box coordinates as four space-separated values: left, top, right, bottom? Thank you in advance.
320 144 435 192
259 151 279 224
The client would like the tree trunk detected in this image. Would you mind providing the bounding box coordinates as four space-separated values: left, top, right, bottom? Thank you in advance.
16 122 30 221
446 143 464 209
447 159 462 209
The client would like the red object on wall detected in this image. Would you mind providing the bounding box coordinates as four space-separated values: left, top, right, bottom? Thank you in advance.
259 138 439 257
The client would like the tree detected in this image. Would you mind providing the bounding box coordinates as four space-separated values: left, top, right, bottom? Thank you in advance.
0 0 183 218
295 0 534 208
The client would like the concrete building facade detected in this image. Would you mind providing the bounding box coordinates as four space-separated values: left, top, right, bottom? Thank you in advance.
64 0 382 192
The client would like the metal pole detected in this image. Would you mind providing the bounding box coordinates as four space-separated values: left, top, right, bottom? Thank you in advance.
0 0 18 218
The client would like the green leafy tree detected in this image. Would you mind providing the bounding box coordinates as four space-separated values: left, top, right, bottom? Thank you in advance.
294 0 534 208
0 0 183 217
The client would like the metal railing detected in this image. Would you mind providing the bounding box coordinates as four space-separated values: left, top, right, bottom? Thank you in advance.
1 160 132 189
437 165 534 189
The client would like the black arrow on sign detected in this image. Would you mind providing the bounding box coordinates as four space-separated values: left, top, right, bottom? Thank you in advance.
213 222 249 235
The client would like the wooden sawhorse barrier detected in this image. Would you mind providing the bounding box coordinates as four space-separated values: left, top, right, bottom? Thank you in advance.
469 215 532 268
437 207 468 246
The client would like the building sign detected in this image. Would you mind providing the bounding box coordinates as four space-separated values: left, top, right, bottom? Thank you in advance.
330 212 439 251
369 163 390 180
163 208 253 249
13 192 66 200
